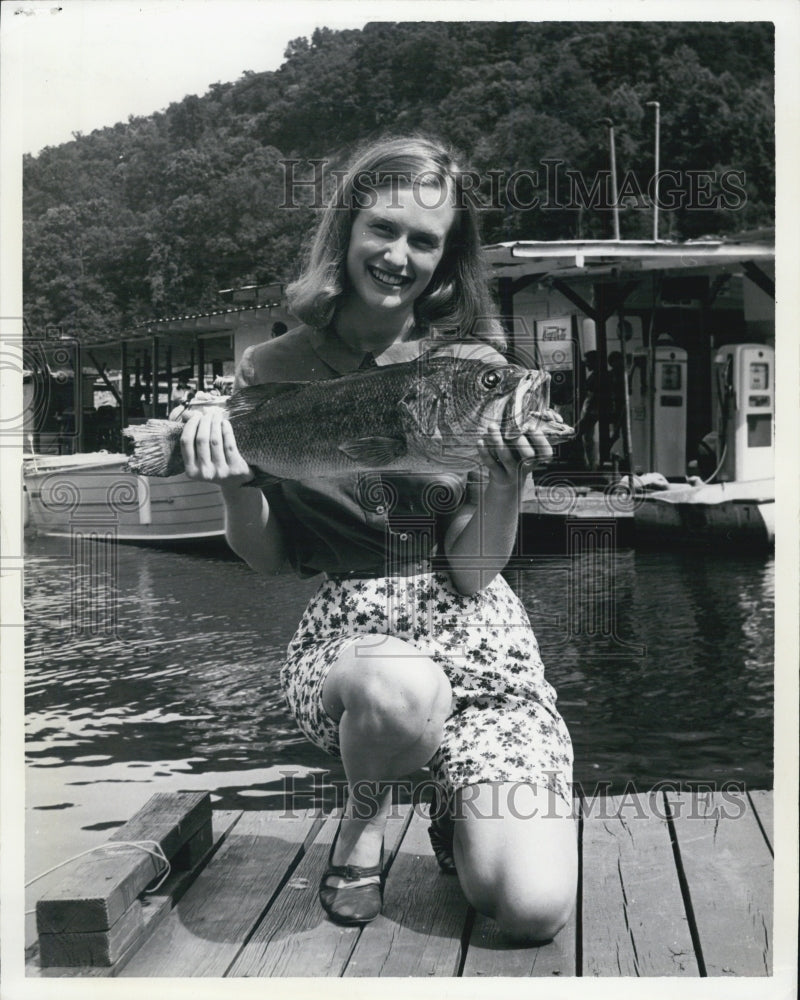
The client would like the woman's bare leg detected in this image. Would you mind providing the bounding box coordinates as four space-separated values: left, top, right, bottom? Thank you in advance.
322 634 453 880
453 781 577 943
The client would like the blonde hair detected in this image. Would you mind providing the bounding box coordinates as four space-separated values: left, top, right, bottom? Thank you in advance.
286 135 506 349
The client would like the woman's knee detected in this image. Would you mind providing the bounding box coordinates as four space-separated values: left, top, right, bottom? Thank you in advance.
492 876 576 943
325 637 452 741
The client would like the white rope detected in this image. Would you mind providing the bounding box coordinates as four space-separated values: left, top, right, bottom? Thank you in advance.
25 841 172 915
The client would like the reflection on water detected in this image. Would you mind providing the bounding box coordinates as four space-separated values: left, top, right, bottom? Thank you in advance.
23 534 773 935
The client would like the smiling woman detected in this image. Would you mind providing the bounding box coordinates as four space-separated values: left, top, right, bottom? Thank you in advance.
177 134 576 942
286 136 505 348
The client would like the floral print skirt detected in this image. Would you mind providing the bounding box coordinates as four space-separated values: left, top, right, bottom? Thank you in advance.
280 570 573 806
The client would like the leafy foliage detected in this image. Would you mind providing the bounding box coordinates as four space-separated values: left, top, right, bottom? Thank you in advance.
23 21 774 342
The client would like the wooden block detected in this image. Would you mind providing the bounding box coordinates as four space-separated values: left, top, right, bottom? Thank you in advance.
666 790 773 976
120 808 323 978
108 791 212 856
228 805 412 978
172 821 214 870
37 791 211 935
580 792 698 976
29 810 241 977
38 900 145 968
345 806 468 978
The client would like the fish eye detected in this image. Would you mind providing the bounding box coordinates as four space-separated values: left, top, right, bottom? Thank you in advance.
480 369 503 389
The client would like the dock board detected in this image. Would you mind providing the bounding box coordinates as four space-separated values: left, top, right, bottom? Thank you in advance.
29 789 773 979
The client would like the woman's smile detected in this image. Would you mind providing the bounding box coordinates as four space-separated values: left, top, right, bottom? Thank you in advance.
366 265 414 289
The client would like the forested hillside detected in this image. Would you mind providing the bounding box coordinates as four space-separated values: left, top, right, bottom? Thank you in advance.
23 21 774 343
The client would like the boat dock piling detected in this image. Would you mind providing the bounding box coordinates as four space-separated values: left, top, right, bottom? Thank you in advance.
27 787 773 978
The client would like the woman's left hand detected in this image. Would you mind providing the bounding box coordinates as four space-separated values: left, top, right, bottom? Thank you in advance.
477 421 553 489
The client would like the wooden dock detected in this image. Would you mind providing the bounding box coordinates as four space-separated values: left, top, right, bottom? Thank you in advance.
27 788 773 979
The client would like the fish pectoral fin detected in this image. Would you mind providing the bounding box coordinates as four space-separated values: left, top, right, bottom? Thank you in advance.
338 437 406 466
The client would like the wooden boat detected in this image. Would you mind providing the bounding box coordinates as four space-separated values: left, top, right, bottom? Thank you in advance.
23 283 292 544
633 478 774 549
23 452 225 542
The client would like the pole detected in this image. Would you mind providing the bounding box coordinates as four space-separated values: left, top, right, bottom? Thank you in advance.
598 118 620 240
165 345 173 414
617 306 634 476
646 101 660 241
151 336 159 417
120 341 128 429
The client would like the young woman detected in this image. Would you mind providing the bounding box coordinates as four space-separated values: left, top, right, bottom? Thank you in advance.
180 136 576 942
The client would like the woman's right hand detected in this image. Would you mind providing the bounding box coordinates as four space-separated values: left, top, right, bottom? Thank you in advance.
180 407 254 490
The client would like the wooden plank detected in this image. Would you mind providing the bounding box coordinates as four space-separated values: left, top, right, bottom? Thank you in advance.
580 792 698 976
29 809 240 978
666 790 773 976
345 806 469 977
747 789 774 853
37 791 211 933
228 806 411 978
120 808 322 977
38 901 145 968
462 904 576 978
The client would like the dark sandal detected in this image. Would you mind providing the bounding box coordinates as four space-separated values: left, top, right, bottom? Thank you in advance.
319 819 385 926
427 789 457 875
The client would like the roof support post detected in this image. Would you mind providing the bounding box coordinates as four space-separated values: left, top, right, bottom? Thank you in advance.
120 342 128 429
497 277 515 341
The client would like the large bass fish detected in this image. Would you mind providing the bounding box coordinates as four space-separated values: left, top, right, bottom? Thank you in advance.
124 353 573 482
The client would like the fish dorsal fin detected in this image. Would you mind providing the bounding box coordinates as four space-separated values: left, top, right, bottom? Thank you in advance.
246 469 285 488
338 437 406 466
227 381 310 419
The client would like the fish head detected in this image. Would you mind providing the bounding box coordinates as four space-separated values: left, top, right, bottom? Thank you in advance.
400 356 571 463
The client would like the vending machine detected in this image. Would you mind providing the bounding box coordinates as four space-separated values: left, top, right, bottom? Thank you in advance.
533 316 578 428
712 344 774 482
628 338 688 478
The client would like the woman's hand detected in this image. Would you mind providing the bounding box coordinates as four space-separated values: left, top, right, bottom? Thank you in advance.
180 408 254 491
477 421 554 490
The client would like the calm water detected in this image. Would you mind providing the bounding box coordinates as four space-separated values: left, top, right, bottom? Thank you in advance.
23 533 773 940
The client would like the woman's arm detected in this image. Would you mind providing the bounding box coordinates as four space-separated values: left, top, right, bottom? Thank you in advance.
181 407 289 575
444 422 552 595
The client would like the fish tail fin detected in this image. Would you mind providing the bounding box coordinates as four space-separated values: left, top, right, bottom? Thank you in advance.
124 420 185 477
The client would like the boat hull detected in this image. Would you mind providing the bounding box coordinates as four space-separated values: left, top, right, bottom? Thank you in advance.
633 479 774 549
23 454 225 543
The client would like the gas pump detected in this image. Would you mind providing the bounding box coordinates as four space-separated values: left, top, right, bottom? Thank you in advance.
712 344 774 482
628 337 688 478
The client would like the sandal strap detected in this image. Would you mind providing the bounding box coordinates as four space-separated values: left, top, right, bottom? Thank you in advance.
325 862 383 881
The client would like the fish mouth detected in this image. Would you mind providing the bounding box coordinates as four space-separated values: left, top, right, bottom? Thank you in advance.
502 371 546 437
367 265 413 289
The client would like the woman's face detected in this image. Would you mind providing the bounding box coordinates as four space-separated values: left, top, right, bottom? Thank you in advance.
345 181 455 316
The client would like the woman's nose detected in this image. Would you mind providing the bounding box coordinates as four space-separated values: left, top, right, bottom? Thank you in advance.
383 236 408 268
